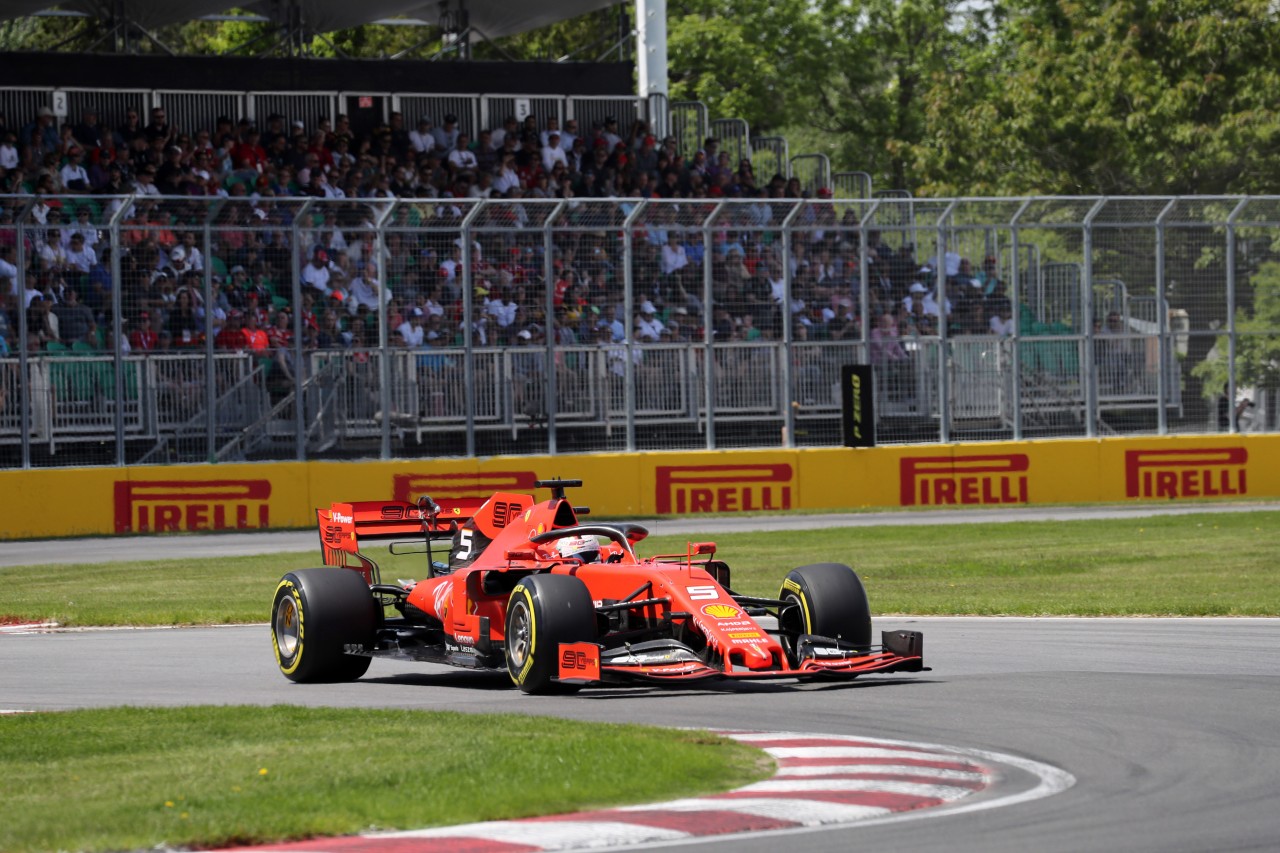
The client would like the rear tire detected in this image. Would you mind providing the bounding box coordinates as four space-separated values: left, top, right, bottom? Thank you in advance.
271 568 377 683
505 574 596 694
778 562 872 657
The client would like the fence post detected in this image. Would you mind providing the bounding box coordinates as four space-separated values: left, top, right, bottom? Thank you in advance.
1154 199 1177 436
622 200 648 451
460 202 486 458
374 200 397 460
1225 198 1248 432
936 200 957 443
109 197 130 466
292 199 313 461
1009 199 1032 441
1082 198 1107 438
202 212 216 463
543 200 567 455
16 199 32 469
703 201 724 449
781 201 806 448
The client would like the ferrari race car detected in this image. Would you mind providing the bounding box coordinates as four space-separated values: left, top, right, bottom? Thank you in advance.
271 479 925 693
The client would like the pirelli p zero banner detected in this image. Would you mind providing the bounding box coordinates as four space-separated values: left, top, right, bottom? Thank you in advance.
1 435 1278 539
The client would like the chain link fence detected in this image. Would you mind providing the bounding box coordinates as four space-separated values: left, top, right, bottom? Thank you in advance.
2 194 1276 469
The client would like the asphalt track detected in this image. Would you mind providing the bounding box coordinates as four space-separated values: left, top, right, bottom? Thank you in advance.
4 502 1280 852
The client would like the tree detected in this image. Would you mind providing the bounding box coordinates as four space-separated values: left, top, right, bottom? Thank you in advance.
910 0 1280 196
1193 260 1280 430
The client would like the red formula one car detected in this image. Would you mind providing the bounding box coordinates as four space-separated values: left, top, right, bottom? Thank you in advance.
271 479 925 693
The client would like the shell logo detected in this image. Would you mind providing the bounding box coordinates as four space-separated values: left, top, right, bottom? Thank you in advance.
701 603 741 619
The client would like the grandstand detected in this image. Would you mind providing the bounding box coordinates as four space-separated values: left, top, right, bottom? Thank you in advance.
0 13 1271 468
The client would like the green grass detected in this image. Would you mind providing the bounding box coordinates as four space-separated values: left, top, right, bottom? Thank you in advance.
2 511 1278 624
0 706 772 853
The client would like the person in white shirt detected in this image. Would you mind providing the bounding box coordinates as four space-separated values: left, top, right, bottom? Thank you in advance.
485 286 519 330
447 133 478 173
409 118 434 155
660 232 689 276
65 209 100 251
301 249 334 298
64 233 97 273
558 119 579 152
398 308 426 347
59 148 91 193
38 231 67 272
490 115 519 149
0 245 19 295
346 262 389 315
177 232 204 272
0 132 19 170
493 153 521 194
635 300 665 341
541 132 568 173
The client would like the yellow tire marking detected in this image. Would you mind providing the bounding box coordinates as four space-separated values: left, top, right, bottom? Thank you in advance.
273 579 304 676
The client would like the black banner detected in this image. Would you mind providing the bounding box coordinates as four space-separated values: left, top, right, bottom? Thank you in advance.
841 364 875 448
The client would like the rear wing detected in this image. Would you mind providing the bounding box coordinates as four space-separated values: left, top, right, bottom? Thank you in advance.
317 498 482 567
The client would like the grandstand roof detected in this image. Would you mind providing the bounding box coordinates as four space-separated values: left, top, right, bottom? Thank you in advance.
4 1 620 40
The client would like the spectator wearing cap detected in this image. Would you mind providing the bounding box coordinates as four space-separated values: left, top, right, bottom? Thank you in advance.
22 106 60 155
541 131 568 173
432 114 461 156
635 299 665 341
156 144 192 194
302 248 334 298
59 146 91 193
633 135 658 175
133 162 159 195
398 306 426 347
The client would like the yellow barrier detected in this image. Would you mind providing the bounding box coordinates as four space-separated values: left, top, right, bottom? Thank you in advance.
3 434 1278 540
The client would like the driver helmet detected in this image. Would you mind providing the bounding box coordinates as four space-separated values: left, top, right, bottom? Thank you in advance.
556 535 600 562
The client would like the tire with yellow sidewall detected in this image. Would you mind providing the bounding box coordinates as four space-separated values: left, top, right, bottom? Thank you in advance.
271 568 377 683
504 573 596 694
778 562 872 658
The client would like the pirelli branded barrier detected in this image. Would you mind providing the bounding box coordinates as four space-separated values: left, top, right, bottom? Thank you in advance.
2 434 1278 540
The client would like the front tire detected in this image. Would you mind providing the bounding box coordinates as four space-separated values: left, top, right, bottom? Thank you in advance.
778 562 872 658
505 574 596 694
272 568 377 683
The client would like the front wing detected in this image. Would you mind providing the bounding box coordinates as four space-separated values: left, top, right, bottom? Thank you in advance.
556 630 926 686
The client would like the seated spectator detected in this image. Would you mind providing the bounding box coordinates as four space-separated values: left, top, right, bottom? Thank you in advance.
52 287 95 345
64 232 96 274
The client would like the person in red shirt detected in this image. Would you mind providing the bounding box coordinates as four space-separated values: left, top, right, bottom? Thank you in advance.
266 310 293 349
232 128 267 172
215 311 245 349
129 311 158 351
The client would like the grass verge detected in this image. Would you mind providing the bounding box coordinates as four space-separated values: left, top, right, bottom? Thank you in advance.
0 706 771 853
2 511 1277 624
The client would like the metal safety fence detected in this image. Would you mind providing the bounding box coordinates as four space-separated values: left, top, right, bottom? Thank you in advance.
1 194 1277 469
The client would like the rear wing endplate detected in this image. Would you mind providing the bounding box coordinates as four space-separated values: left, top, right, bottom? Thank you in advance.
317 498 482 566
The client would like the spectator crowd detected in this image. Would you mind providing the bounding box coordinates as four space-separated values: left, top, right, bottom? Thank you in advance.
0 100 1028 400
